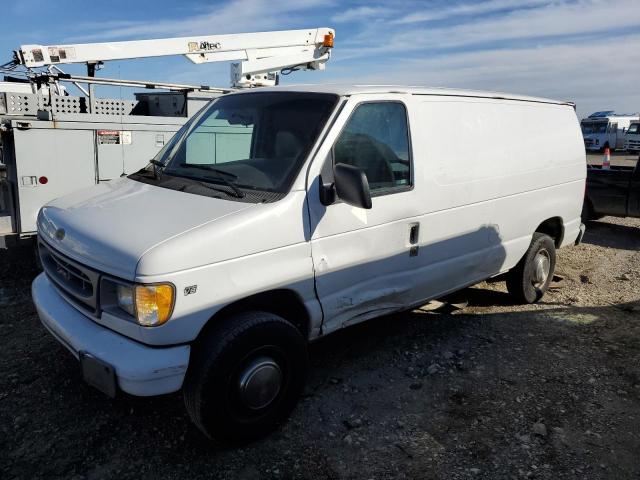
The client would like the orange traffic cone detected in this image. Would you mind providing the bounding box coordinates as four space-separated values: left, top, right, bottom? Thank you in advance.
602 147 611 170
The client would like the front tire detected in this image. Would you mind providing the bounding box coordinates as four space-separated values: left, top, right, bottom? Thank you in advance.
506 233 556 304
183 311 308 446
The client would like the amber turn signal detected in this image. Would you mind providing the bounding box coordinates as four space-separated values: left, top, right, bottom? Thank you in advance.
135 284 175 327
322 33 334 48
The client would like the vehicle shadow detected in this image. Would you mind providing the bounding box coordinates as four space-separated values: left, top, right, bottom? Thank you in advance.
3 244 640 479
582 219 640 251
441 285 514 307
3 275 640 479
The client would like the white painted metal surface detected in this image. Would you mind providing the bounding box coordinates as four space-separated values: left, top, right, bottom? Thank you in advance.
36 178 257 279
0 81 33 94
32 274 190 395
33 85 586 393
16 28 334 88
9 116 188 234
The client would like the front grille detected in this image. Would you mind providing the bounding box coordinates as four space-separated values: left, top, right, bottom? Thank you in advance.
584 138 594 146
39 240 100 313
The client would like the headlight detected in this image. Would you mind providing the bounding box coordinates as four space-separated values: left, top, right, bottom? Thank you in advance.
117 284 135 316
115 283 175 327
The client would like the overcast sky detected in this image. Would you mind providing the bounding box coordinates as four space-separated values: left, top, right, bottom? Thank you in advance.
1 0 639 118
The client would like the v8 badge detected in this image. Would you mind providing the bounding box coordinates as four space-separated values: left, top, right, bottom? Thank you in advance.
184 285 198 296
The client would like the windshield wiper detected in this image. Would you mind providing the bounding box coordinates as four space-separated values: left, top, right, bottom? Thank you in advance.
149 159 166 179
132 160 163 180
178 163 238 179
177 163 245 198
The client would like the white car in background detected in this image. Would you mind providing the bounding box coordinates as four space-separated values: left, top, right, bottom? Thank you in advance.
624 122 640 153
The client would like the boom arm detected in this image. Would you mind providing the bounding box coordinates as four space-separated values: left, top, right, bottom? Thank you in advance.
14 27 335 87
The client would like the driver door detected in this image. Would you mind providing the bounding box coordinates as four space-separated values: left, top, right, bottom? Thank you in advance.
307 96 423 334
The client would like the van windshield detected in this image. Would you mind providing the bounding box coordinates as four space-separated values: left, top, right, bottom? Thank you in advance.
160 92 338 195
581 121 608 134
627 123 639 135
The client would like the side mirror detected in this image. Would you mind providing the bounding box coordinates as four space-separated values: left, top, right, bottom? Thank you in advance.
334 163 372 209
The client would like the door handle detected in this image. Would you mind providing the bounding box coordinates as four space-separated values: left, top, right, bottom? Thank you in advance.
409 223 420 244
409 223 419 257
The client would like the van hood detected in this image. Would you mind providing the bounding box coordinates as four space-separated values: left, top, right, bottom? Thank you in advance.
38 178 255 279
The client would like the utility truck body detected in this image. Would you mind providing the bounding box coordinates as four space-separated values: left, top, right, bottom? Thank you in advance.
33 85 586 444
0 90 217 245
0 27 334 248
581 111 639 152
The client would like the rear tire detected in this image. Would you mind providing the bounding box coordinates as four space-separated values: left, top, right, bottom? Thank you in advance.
506 233 556 304
183 311 308 446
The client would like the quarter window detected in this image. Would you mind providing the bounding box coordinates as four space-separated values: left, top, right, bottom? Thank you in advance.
333 102 411 192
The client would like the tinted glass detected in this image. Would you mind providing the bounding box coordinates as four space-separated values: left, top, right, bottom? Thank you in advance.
162 92 337 193
334 102 411 191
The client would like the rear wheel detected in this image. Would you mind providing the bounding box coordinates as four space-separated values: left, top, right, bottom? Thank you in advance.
506 233 556 304
183 311 308 446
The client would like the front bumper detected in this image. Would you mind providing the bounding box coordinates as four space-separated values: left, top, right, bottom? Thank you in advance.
32 273 190 396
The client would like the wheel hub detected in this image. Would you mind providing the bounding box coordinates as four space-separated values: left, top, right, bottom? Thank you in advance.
238 356 282 410
532 249 551 288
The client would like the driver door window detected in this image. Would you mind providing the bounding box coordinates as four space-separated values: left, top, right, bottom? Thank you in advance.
333 102 411 193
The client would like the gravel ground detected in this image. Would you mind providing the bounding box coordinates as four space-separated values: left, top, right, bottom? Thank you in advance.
1 216 639 480
586 151 638 168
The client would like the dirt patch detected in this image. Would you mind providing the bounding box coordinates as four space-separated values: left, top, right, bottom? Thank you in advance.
1 217 639 479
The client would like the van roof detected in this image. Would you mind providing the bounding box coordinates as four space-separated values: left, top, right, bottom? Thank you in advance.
233 84 574 106
588 111 639 118
582 115 640 122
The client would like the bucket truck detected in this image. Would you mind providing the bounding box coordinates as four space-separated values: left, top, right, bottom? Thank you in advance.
0 27 335 248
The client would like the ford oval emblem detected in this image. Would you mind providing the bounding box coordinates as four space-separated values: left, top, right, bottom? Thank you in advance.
55 228 65 241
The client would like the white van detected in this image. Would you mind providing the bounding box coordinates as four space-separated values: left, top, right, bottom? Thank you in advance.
580 111 639 152
624 122 640 153
32 85 586 444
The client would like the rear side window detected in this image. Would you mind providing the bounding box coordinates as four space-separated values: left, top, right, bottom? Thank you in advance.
333 102 411 193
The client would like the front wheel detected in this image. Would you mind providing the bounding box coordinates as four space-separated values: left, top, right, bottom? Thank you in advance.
183 311 308 446
506 233 556 304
